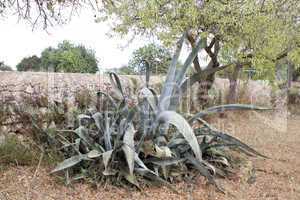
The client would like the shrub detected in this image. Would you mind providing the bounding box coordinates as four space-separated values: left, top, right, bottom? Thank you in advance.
0 135 38 166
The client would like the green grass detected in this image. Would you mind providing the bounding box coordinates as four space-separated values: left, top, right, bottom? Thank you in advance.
0 135 62 169
0 135 38 167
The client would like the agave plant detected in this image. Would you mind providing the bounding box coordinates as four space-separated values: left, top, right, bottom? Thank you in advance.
49 33 269 191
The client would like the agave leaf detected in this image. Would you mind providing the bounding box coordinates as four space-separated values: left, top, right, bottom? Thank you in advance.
146 157 186 167
122 124 136 176
87 149 102 158
161 166 168 180
139 87 158 111
97 91 118 109
168 138 187 148
104 111 112 150
92 112 104 132
51 154 86 173
148 88 159 106
102 150 114 176
202 143 238 151
77 114 91 120
158 32 185 112
134 153 149 170
77 114 91 126
190 104 271 123
74 138 81 153
213 131 268 158
158 111 202 162
109 72 124 98
176 35 206 85
186 154 224 193
65 169 70 185
195 124 268 158
134 167 178 193
74 126 93 147
145 61 150 88
124 107 138 130
209 157 230 167
124 173 140 189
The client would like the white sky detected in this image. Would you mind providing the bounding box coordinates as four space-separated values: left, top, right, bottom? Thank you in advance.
0 12 157 70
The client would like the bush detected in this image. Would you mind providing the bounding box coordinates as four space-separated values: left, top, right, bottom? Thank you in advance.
0 135 38 166
0 61 13 71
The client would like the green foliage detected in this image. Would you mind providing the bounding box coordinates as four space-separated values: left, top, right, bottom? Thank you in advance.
40 41 99 73
112 65 136 75
0 135 38 166
16 41 99 73
128 44 172 74
0 61 13 71
16 55 41 71
100 0 300 84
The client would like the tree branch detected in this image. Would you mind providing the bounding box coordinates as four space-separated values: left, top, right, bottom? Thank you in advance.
187 32 202 73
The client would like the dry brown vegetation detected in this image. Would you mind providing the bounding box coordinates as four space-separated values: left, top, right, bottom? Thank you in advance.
1 112 299 200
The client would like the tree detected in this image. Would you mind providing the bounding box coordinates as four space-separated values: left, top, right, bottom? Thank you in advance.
112 65 136 75
0 61 13 71
2 0 300 105
40 41 99 73
16 41 98 73
98 0 300 107
16 55 41 71
128 44 172 75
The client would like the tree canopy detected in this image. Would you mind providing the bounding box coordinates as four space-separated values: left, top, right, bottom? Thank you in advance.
40 41 99 73
0 61 12 71
16 41 99 73
128 44 172 74
16 55 41 72
100 1 300 78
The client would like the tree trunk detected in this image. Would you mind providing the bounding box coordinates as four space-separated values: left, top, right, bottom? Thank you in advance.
287 61 294 88
186 33 220 110
227 64 242 104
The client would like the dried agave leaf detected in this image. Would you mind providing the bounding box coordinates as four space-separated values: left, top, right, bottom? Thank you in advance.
140 140 155 157
190 104 271 123
146 157 186 167
51 154 86 173
87 149 102 158
102 150 114 176
154 145 173 158
122 124 135 176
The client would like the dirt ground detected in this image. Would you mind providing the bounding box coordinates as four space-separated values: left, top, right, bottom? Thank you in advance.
0 112 299 200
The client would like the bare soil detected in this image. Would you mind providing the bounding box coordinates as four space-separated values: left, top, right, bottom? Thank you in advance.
1 113 299 200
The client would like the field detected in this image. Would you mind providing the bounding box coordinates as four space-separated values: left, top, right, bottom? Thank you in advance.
1 112 299 200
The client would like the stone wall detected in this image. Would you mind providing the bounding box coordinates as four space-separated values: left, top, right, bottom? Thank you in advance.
0 71 276 108
0 71 141 107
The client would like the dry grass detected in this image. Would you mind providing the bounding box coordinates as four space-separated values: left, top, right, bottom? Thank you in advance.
0 112 299 200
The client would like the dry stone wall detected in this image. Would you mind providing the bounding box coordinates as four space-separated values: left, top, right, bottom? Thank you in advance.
0 71 141 107
0 71 276 108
